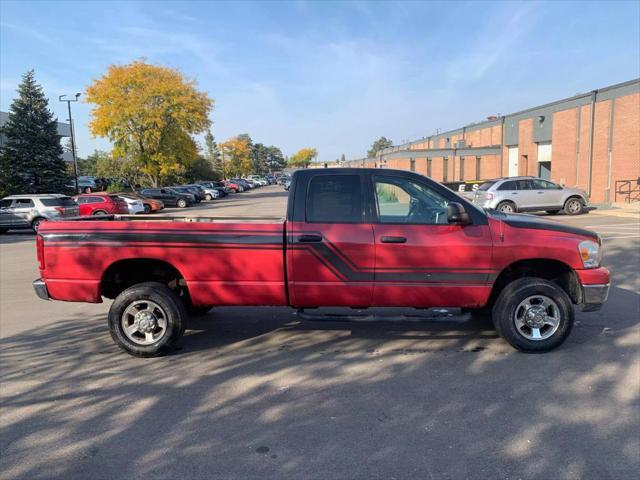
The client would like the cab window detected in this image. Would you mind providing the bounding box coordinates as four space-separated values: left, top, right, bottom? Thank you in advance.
306 175 362 223
373 175 449 224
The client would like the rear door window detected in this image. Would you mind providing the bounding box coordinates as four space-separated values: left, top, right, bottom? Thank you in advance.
497 181 517 191
306 175 362 223
516 180 531 190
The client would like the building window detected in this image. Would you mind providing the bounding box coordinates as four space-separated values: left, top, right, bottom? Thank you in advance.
476 156 481 180
443 157 449 182
410 158 416 172
427 158 432 177
459 156 465 180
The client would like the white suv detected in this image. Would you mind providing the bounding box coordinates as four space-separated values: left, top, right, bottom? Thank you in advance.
473 177 589 215
0 194 79 232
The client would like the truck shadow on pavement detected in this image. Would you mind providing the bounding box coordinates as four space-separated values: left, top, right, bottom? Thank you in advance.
1 280 638 480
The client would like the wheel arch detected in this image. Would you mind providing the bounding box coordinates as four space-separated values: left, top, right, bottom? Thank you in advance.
488 258 581 308
100 258 189 300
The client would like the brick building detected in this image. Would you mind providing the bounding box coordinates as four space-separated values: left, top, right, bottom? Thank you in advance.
343 78 639 204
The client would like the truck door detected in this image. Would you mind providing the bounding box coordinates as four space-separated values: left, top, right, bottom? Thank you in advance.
287 173 375 307
371 173 494 308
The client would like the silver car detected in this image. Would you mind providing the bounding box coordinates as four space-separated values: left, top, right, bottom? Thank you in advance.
0 194 80 233
473 177 589 215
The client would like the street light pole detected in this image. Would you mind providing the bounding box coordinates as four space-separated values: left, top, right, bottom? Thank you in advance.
59 93 81 193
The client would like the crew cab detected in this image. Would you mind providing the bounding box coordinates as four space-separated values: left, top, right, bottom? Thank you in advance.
33 169 610 357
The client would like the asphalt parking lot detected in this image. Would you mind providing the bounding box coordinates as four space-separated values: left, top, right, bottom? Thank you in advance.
1 185 638 480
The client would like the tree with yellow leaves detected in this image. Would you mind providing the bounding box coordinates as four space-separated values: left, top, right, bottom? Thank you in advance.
219 135 252 178
85 60 213 186
289 148 317 168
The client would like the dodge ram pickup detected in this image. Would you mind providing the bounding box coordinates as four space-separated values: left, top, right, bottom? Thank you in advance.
33 168 610 357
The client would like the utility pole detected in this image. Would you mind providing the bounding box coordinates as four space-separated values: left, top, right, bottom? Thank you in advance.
59 93 81 193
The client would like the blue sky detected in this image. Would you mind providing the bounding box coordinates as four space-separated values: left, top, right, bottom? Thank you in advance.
1 0 639 161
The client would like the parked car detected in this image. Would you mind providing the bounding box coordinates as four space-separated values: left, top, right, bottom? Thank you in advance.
223 180 243 193
73 194 129 216
168 187 199 203
118 195 145 214
0 194 79 233
443 180 488 201
193 185 221 200
139 188 193 208
179 185 207 201
76 176 98 194
247 175 268 186
121 193 164 214
473 177 590 215
231 178 253 190
283 179 291 191
33 168 610 357
198 181 229 197
276 175 291 185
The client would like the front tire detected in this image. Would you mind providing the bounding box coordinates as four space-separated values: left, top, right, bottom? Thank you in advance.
109 282 186 357
497 201 516 214
143 204 151 214
93 210 107 215
564 197 584 215
177 198 187 208
492 277 574 352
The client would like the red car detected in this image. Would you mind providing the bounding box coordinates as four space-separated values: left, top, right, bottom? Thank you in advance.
35 169 609 357
73 194 129 216
223 180 241 193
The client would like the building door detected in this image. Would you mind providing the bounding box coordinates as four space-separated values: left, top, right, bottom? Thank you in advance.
537 142 552 180
508 147 519 176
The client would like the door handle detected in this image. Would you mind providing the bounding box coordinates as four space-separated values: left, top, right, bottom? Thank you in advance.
298 234 322 243
381 236 407 243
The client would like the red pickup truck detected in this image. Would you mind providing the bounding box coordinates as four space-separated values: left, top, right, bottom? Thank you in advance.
33 168 610 357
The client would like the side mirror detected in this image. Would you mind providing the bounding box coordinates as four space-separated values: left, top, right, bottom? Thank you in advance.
447 202 471 225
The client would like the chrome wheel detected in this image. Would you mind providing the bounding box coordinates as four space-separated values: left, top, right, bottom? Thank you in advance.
121 300 168 345
513 295 561 341
499 203 515 213
567 199 582 214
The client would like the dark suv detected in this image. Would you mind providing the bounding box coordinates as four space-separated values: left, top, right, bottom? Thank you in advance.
140 188 193 208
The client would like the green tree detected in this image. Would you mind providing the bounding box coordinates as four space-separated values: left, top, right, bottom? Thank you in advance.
340 153 346 165
204 129 222 179
183 156 216 183
266 146 286 172
0 70 69 196
289 148 317 168
367 136 393 158
85 60 213 187
251 143 269 175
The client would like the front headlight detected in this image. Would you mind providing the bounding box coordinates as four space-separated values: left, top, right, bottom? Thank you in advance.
578 240 601 268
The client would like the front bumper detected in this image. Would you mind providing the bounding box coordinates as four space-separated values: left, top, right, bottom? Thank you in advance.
580 283 610 312
33 278 50 301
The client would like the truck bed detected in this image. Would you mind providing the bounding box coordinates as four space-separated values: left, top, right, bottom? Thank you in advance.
38 216 288 306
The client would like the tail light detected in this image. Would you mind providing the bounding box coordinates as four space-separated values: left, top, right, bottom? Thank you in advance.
36 234 45 270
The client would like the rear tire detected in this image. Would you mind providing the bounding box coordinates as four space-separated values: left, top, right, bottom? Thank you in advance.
177 198 187 208
564 198 584 215
497 201 516 214
109 282 186 357
31 217 46 232
492 277 574 353
93 210 107 215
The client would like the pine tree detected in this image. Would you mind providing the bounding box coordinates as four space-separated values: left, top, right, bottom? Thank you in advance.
0 70 68 195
